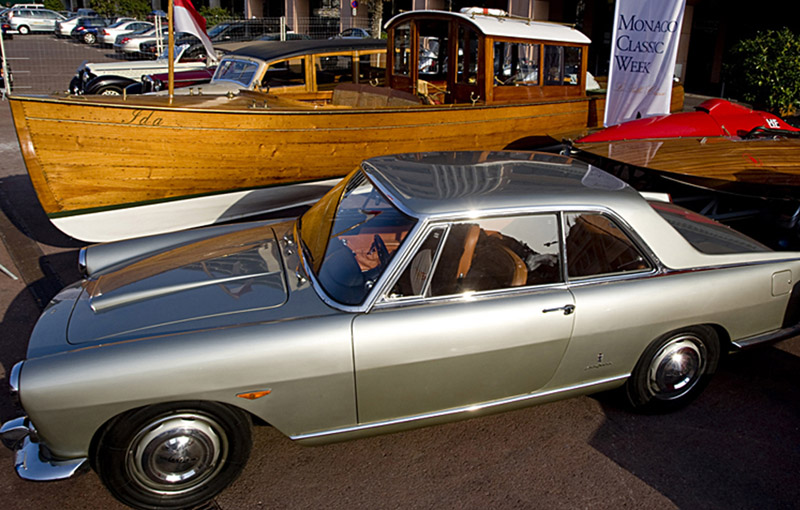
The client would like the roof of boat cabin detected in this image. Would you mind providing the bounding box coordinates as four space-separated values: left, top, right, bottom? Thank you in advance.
385 10 591 45
362 151 642 217
223 38 386 62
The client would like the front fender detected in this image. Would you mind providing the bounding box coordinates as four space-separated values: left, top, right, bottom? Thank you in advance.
84 75 137 94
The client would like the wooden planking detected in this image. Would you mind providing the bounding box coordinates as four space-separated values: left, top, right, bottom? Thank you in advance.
14 95 601 214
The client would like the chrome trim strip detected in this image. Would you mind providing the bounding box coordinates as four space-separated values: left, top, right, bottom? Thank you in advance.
732 323 800 350
290 374 628 441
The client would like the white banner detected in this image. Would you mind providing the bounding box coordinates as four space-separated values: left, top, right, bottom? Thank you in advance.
604 0 686 126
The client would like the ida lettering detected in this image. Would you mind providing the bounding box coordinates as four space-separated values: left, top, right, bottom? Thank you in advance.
125 110 164 126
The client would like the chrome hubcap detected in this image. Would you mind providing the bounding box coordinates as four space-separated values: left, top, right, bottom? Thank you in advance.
647 335 706 400
127 413 227 495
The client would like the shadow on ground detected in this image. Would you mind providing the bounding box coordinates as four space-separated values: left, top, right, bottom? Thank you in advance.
589 344 800 509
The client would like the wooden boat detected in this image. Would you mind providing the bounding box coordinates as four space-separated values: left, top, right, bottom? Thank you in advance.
9 8 683 242
571 99 800 201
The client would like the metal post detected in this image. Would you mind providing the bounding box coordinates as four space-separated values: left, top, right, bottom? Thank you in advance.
168 0 175 103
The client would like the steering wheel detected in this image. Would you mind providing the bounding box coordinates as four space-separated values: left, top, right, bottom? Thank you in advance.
371 234 390 266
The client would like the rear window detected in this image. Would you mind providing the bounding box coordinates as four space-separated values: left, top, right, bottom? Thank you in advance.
650 201 770 254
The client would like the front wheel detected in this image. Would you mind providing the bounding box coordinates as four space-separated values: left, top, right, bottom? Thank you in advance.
93 401 252 510
95 85 123 95
626 326 720 413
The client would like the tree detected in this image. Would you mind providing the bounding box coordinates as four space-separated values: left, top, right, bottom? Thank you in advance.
725 27 800 116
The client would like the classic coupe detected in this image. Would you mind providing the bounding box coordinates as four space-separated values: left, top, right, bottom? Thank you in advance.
3 151 800 509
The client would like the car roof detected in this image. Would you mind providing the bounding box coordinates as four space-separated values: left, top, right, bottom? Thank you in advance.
362 151 645 217
225 38 386 61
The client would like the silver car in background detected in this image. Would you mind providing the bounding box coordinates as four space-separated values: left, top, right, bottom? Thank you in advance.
2 151 800 509
7 8 64 34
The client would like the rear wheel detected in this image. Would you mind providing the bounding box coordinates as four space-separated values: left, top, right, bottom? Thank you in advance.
626 326 720 413
17 25 30 35
94 401 252 510
83 32 96 44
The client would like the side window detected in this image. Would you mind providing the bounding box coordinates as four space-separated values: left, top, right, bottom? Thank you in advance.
494 41 540 86
393 22 412 76
316 54 353 90
429 215 561 296
262 58 306 88
456 26 478 84
356 52 386 85
564 213 651 278
389 227 446 299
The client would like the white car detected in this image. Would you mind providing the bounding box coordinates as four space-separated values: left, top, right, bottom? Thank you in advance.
99 19 152 46
70 44 213 95
114 26 168 57
54 15 79 37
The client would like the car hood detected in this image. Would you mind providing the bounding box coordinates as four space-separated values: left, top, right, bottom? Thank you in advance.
66 225 290 345
84 60 207 76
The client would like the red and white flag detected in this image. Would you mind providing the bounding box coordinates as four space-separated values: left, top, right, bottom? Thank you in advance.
174 0 217 62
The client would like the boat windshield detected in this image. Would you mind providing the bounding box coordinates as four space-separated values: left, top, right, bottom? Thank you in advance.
299 169 417 306
212 58 259 87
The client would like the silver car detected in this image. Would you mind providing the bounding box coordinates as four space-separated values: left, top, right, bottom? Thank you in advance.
2 151 800 509
7 8 64 34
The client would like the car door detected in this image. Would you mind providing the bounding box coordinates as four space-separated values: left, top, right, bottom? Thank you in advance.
352 215 576 424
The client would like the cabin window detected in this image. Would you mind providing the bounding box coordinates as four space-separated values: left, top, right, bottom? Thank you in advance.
544 45 582 86
493 41 540 86
261 57 306 88
316 54 355 90
457 26 479 84
393 22 412 76
417 20 449 81
356 52 386 85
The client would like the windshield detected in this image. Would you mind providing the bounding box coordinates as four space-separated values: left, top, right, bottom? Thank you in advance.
299 169 417 306
207 23 230 38
212 58 259 87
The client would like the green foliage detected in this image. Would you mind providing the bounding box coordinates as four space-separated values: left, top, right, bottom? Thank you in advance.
115 0 150 18
43 0 65 11
89 0 115 17
725 27 800 115
199 6 236 27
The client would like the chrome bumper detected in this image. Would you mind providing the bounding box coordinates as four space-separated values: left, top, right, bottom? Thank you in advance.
0 416 87 481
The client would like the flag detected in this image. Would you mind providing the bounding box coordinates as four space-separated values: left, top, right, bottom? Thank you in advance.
174 0 217 62
604 0 686 126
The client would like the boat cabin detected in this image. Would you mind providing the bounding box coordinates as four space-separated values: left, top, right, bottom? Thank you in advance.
384 8 591 105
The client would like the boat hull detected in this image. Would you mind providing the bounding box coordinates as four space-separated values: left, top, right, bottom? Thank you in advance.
573 136 800 201
9 85 682 242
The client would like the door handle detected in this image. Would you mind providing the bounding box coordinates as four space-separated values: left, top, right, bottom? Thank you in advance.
542 304 575 315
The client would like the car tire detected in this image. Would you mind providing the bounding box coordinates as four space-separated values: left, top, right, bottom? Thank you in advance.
17 26 30 35
84 32 96 44
625 325 720 413
93 401 252 510
95 85 123 96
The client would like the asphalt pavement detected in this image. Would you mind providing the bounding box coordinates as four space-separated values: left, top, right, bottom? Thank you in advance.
0 37 799 510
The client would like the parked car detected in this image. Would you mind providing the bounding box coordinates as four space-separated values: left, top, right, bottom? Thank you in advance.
2 151 799 510
330 27 371 39
138 31 199 58
206 18 289 43
7 7 64 34
99 19 152 46
135 38 387 95
70 16 109 44
70 43 212 95
113 26 169 58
